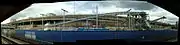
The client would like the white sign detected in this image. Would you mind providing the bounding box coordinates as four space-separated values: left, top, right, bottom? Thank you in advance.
25 31 36 40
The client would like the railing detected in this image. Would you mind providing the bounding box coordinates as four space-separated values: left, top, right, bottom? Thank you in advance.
2 35 29 44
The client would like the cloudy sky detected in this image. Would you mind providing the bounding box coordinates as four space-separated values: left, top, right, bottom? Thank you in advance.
1 1 179 25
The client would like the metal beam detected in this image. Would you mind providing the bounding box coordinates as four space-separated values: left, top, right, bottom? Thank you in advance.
26 11 148 29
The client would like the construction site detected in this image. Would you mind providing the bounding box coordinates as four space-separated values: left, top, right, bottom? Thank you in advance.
6 11 178 31
1 1 178 44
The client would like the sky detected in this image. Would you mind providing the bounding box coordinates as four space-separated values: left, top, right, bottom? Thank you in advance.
1 1 179 25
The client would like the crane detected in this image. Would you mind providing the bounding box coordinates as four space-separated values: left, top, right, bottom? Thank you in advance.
151 16 166 23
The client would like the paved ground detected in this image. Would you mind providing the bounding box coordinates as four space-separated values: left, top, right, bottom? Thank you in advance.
1 37 10 44
1 35 29 44
167 38 177 42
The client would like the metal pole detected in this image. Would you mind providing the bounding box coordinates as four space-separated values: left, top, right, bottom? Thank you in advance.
54 21 56 30
32 20 34 27
61 9 68 30
30 18 32 30
177 21 179 30
41 14 44 30
42 16 44 30
19 23 20 30
126 9 131 30
128 14 130 30
30 18 33 39
74 1 77 28
96 5 98 28
30 19 31 25
117 16 118 30
23 22 24 30
86 19 89 29
74 1 75 15
63 11 65 30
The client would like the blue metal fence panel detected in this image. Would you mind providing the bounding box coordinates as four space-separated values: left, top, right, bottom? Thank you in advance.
24 30 145 42
140 30 177 41
35 31 62 42
61 31 116 42
116 31 143 40
15 30 177 42
15 30 25 37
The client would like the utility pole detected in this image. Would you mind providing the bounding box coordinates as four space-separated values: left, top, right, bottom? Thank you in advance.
61 9 68 30
127 9 132 30
63 10 65 30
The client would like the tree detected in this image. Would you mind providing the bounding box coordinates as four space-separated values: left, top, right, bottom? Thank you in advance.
48 13 56 16
40 14 46 16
